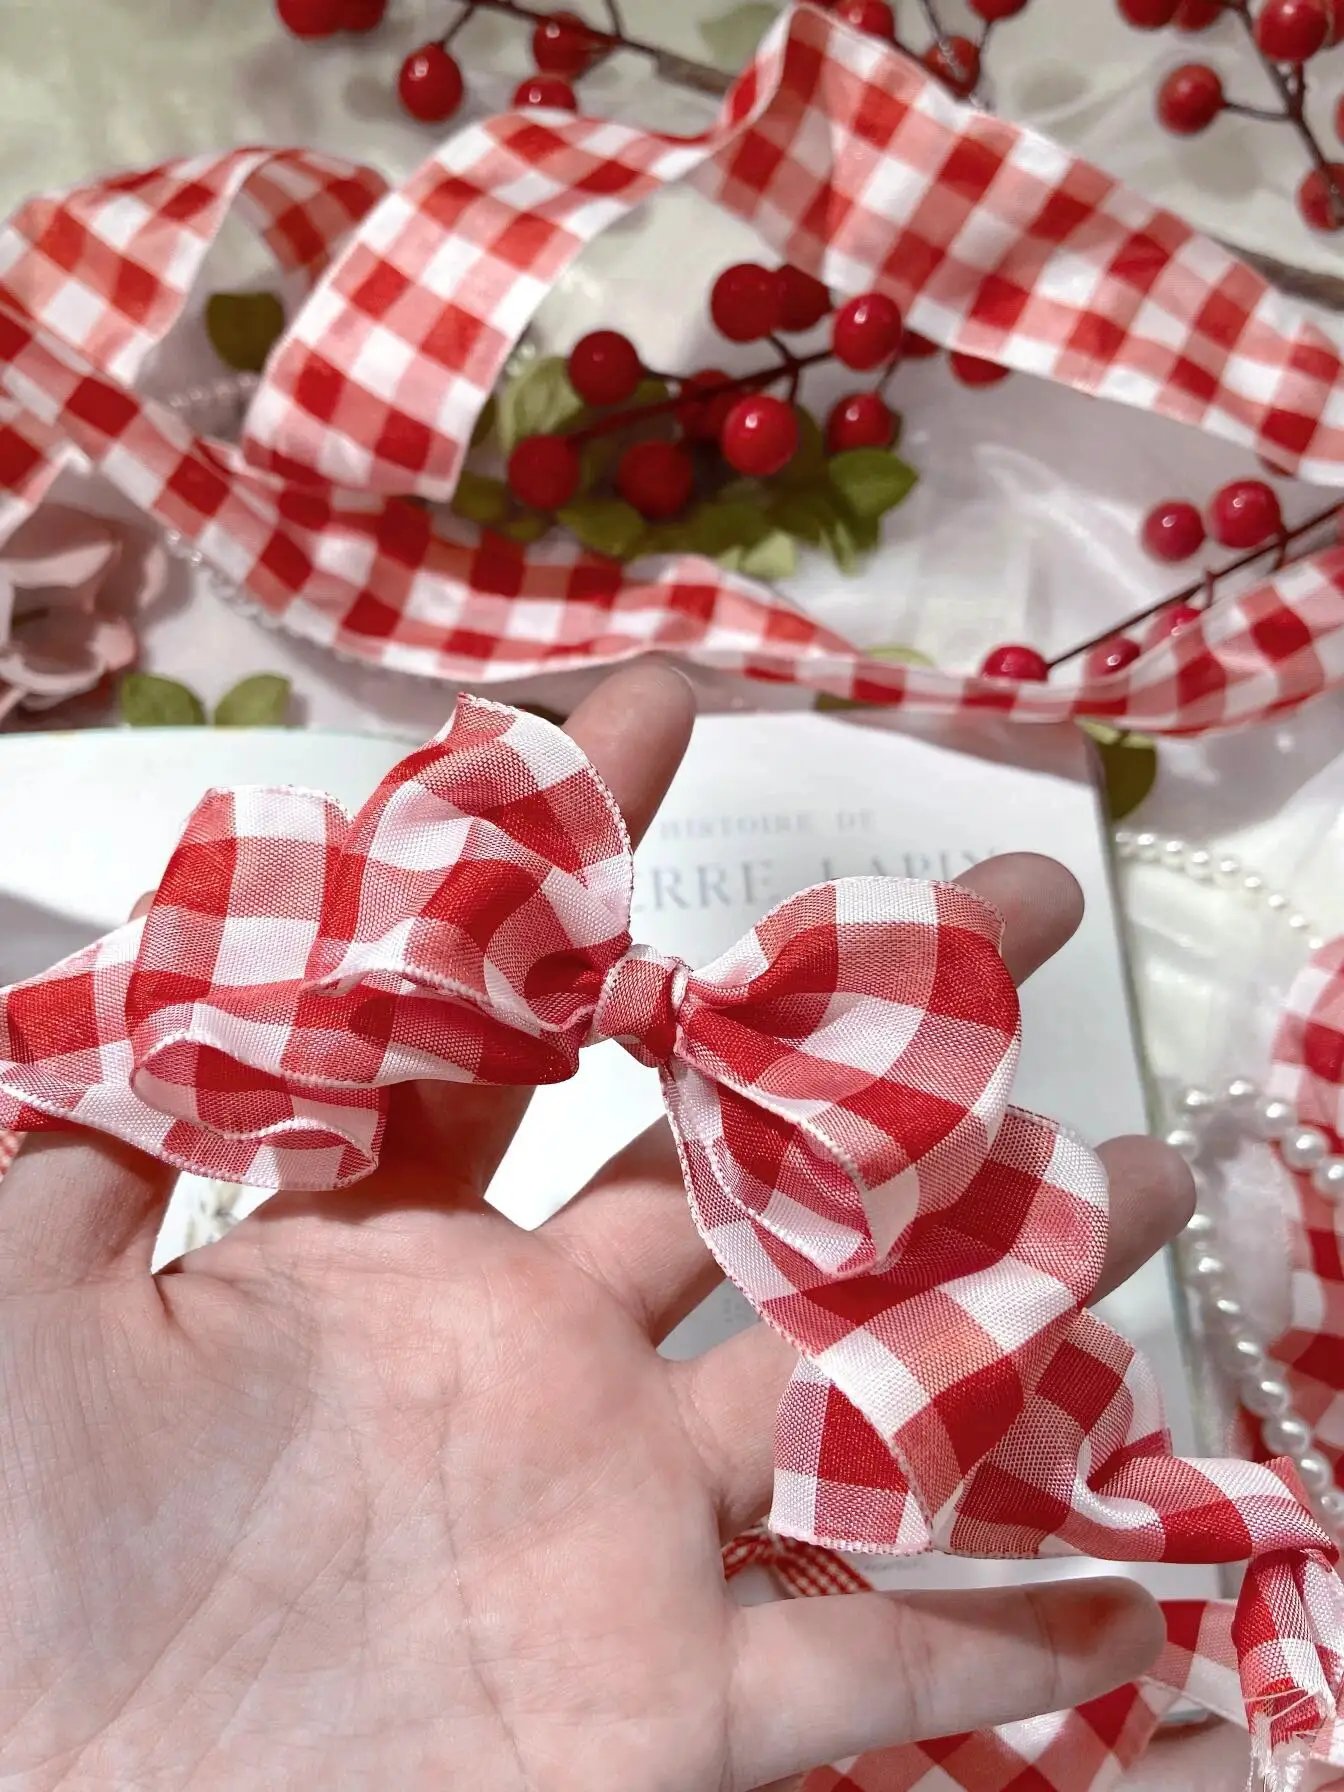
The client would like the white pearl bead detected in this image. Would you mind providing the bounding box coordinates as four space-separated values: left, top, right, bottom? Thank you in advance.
1162 839 1187 867
1309 937 1328 954
1214 855 1242 886
1223 1076 1259 1110
1242 1375 1293 1417
1317 1489 1344 1528
1220 1334 1268 1375
1313 1157 1344 1202
1263 1414 1314 1457
1186 849 1213 881
1281 1126 1330 1172
1176 1085 1217 1121
1164 1127 1202 1161
1210 1293 1244 1326
1188 1251 1227 1284
1288 913 1312 933
1267 892 1290 912
1243 873 1265 899
1114 827 1134 849
1296 1451 1335 1496
1253 1096 1297 1141
1134 831 1159 862
1182 1210 1216 1241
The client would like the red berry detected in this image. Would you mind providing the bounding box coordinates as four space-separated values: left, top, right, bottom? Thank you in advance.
514 75 578 109
923 36 982 95
1087 636 1144 677
1328 0 1344 42
340 0 386 28
1174 0 1223 26
776 267 833 333
970 0 1030 16
980 644 1049 681
1255 0 1329 56
1117 0 1180 22
902 328 941 359
833 293 905 370
617 441 695 519
277 0 343 35
1298 165 1344 230
677 370 738 442
532 11 597 74
398 45 466 123
1147 602 1204 644
1141 499 1205 562
949 351 1011 386
721 397 801 478
832 0 899 38
1209 478 1283 548
508 435 582 511
567 331 642 407
1156 64 1224 133
710 264 783 343
826 392 898 453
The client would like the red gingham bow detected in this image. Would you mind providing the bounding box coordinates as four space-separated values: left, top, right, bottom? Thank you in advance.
0 697 1341 1779
7 7 1344 731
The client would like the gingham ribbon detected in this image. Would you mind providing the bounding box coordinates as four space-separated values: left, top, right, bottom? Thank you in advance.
7 7 1344 731
726 1531 1307 1792
0 696 1340 1780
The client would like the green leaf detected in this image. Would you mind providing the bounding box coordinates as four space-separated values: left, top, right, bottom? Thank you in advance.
768 485 841 548
1079 723 1159 822
471 396 499 449
737 529 798 581
700 1 780 67
498 356 585 452
827 448 919 522
213 674 292 728
496 513 552 544
776 408 826 488
557 497 647 561
824 511 860 575
119 672 207 728
631 377 672 408
680 501 773 558
451 471 510 526
205 291 286 374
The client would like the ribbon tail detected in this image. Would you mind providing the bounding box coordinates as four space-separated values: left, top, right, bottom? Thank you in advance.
1235 1547 1344 1785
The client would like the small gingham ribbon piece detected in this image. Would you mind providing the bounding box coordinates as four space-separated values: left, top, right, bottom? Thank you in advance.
0 697 1340 1780
7 6 1344 730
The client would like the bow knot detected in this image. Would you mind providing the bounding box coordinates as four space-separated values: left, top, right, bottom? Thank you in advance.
590 944 688 1068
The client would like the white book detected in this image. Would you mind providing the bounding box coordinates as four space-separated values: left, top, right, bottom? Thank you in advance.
0 713 1217 1601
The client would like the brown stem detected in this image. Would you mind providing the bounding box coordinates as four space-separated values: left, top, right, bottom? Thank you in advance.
1223 0 1344 226
1047 498 1344 670
458 0 731 98
567 348 832 444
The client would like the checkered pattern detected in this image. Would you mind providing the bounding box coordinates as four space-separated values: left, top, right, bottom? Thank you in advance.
1268 942 1344 1473
0 697 1339 1780
0 1130 17 1180
726 1531 1295 1790
6 9 1344 730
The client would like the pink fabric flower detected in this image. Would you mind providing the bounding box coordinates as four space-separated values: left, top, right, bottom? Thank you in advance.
0 505 167 726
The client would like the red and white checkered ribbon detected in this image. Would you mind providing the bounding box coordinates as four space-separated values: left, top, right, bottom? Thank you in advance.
0 696 1339 1780
6 5 1344 731
726 1531 1297 1791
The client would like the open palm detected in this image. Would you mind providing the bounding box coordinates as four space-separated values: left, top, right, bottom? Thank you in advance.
0 667 1186 1791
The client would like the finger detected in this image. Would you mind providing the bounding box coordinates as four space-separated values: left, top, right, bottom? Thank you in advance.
729 1577 1164 1790
0 889 176 1288
262 663 699 1223
543 852 1084 1338
676 1132 1194 1541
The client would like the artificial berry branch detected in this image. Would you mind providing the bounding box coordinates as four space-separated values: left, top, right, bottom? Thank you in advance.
977 479 1344 686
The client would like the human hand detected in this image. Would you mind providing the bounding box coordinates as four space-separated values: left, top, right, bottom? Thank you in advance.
0 665 1190 1791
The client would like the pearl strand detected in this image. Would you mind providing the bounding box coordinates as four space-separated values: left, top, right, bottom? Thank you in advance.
1114 827 1344 1535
